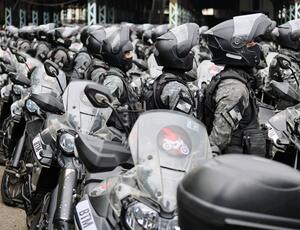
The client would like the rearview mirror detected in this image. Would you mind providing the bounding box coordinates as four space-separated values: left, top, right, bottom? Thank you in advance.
277 56 291 69
8 72 31 87
44 59 59 78
15 52 27 64
84 84 114 108
0 62 16 74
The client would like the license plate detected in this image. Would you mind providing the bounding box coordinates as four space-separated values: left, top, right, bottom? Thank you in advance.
32 135 43 160
76 200 97 230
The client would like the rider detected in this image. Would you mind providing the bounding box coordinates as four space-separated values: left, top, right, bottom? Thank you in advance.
202 13 274 156
145 23 199 115
98 25 140 130
68 25 104 80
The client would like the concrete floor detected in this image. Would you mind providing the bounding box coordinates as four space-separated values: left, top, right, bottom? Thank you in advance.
0 166 27 230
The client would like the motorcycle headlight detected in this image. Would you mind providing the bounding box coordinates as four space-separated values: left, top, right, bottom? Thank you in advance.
13 85 22 95
125 202 180 230
59 133 75 153
26 99 39 113
125 202 158 230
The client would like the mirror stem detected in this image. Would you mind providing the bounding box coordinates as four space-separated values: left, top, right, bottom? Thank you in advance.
25 63 30 71
55 75 64 94
105 101 130 137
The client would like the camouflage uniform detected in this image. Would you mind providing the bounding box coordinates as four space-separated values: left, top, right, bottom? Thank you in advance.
209 78 249 150
98 67 140 130
203 68 261 155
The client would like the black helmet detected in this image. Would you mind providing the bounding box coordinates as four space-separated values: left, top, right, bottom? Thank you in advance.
136 24 154 39
51 47 71 69
204 13 274 67
151 24 170 42
86 28 106 58
154 23 199 71
54 26 79 48
36 23 55 42
80 25 103 46
18 40 31 52
36 42 50 61
102 25 133 72
142 29 153 45
277 19 300 51
19 26 36 41
5 26 18 38
199 25 209 35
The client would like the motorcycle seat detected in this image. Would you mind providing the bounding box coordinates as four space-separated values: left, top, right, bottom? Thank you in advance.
75 133 131 173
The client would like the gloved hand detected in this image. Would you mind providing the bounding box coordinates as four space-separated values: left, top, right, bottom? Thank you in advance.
211 145 221 157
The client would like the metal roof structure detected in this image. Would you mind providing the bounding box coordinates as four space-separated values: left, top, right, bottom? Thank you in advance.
1 0 300 28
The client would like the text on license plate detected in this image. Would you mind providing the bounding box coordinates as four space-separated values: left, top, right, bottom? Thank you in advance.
76 200 97 230
32 136 43 160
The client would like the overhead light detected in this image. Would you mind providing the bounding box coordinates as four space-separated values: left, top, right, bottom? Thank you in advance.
202 8 214 16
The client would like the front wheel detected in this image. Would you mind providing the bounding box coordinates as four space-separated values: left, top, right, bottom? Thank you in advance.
1 169 23 207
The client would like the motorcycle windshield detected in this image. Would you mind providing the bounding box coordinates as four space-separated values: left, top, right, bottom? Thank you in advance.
30 65 66 96
62 80 112 134
129 110 211 212
268 110 287 132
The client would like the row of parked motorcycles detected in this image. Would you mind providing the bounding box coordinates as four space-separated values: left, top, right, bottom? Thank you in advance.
0 21 300 230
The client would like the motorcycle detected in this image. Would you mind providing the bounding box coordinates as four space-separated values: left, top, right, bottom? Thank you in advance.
0 59 66 207
74 105 212 229
28 81 128 229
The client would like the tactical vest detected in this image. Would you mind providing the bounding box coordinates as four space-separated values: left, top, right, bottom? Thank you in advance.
145 72 194 112
99 68 140 129
203 68 264 155
86 58 109 80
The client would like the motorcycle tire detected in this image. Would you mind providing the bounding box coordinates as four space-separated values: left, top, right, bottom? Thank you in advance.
1 170 23 207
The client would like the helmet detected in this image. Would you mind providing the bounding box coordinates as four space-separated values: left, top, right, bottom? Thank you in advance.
51 47 71 69
277 19 300 51
19 26 36 41
54 26 79 48
18 40 31 52
80 25 103 46
36 42 50 61
136 24 154 39
102 25 133 72
154 23 199 71
86 28 106 58
151 24 170 42
204 13 274 67
199 25 209 35
36 23 56 42
142 29 153 45
5 26 18 38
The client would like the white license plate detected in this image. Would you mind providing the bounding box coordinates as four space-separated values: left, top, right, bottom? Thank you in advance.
76 200 97 230
32 135 43 160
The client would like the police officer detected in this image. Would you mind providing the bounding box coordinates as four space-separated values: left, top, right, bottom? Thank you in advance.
68 25 104 80
134 24 154 60
202 13 274 156
86 28 110 82
34 23 55 62
98 25 140 130
145 23 199 115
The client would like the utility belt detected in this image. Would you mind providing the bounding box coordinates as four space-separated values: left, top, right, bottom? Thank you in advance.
229 126 272 158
